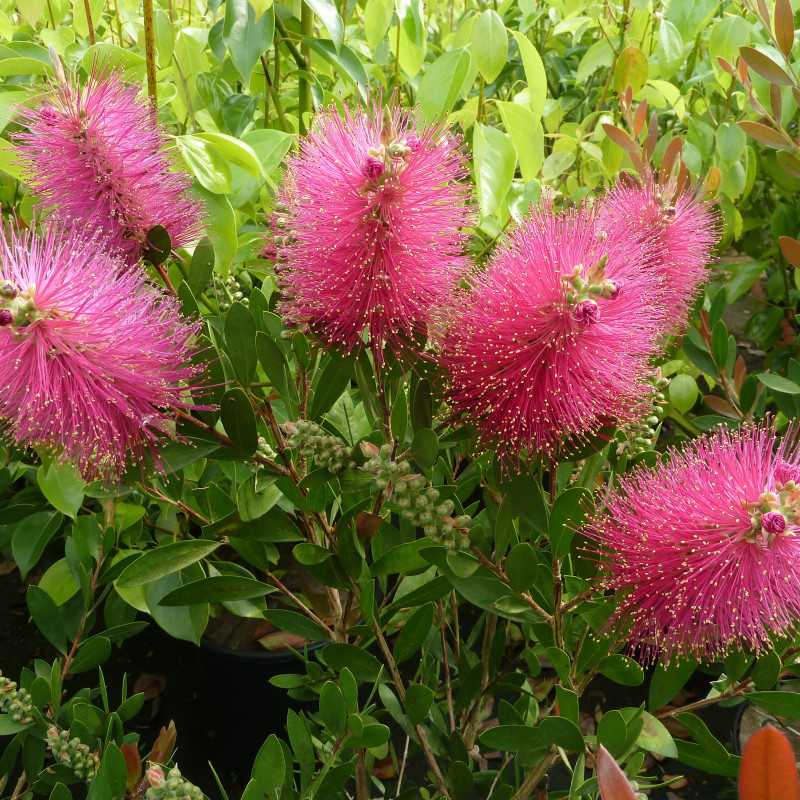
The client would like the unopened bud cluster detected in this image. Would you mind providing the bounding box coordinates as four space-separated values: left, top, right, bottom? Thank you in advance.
561 256 618 326
145 764 204 799
362 444 471 549
213 269 251 312
0 281 39 329
256 436 277 461
0 672 34 724
615 372 669 456
283 420 356 473
46 726 100 781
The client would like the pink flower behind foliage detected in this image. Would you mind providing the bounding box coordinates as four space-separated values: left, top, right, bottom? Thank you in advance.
0 226 201 480
275 104 470 359
587 423 800 662
438 204 663 461
16 71 201 265
597 179 717 333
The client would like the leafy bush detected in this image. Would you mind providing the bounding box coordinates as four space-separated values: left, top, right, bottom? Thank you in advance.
1 0 800 798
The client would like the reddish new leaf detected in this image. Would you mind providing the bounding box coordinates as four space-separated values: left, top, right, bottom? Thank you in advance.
596 745 638 800
120 742 142 790
739 725 800 800
740 46 793 85
774 0 795 58
779 236 800 268
738 120 793 149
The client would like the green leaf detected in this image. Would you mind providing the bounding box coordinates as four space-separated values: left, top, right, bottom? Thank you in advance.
405 683 434 725
393 602 434 663
225 303 258 386
309 356 354 419
512 31 547 120
251 734 285 797
37 461 84 519
598 655 645 686
26 585 67 653
757 372 800 394
505 543 538 592
305 0 344 47
256 332 292 402
70 636 112 674
307 39 368 101
473 123 516 217
265 609 329 642
87 743 127 800
371 538 431 575
12 511 62 580
747 691 800 719
364 0 393 49
669 374 699 412
223 0 274 83
187 237 215 296
145 569 209 645
323 644 382 682
496 101 544 180
0 714 33 735
637 711 678 758
479 724 546 752
242 129 295 177
221 387 258 455
38 558 80 606
549 487 589 558
613 46 649 93
116 540 221 588
472 10 507 83
418 49 470 124
648 659 696 710
538 716 584 751
159 575 274 605
176 134 232 194
319 681 347 735
716 122 746 163
541 151 575 182
196 187 237 273
411 428 439 471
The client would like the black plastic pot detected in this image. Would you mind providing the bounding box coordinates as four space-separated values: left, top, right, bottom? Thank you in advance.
189 639 326 791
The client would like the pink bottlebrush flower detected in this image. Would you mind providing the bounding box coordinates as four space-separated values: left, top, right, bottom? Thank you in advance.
587 423 800 662
274 104 470 360
15 70 201 265
0 225 202 480
597 178 717 333
437 204 664 461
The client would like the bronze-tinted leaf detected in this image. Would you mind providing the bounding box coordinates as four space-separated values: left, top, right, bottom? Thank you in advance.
659 137 683 183
734 355 747 393
740 46 793 85
633 100 648 137
703 395 739 418
774 0 795 58
738 120 793 149
704 166 721 197
779 236 800 268
596 746 638 800
777 150 800 178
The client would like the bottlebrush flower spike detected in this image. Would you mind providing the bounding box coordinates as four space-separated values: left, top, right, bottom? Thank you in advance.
587 423 800 662
597 177 717 333
274 103 470 361
16 68 201 265
0 225 202 480
437 203 663 461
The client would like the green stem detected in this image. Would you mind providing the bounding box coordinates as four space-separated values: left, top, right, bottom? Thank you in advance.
82 0 96 43
298 1 313 133
143 0 158 106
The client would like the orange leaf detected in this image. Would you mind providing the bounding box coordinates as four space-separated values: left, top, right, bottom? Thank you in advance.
740 46 793 85
779 236 800 268
739 725 800 800
596 746 638 800
659 137 683 184
774 0 795 58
